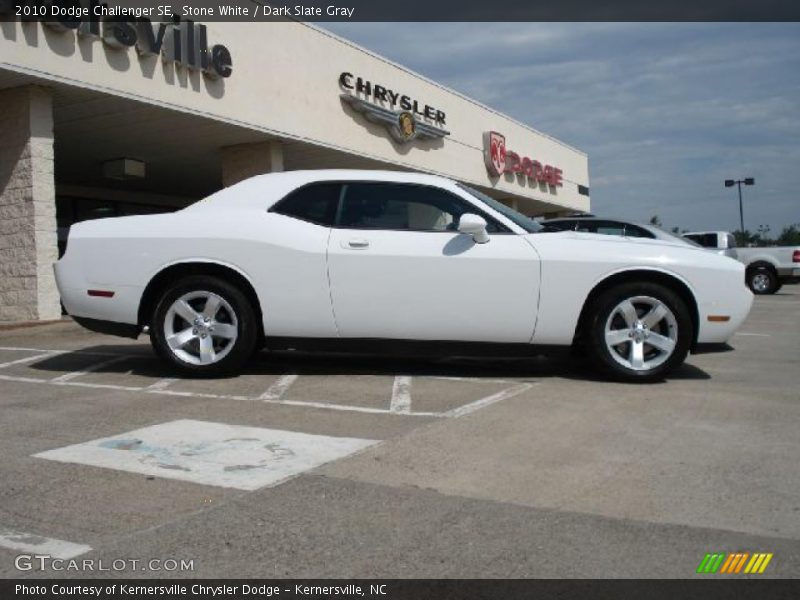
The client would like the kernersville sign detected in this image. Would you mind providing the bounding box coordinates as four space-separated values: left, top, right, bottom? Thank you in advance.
3 0 232 79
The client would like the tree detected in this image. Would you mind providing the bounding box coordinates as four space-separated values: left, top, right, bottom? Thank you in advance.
777 224 800 246
732 229 753 247
649 215 662 227
752 225 773 247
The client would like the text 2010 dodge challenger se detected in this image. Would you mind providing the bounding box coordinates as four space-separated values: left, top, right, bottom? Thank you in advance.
55 170 753 382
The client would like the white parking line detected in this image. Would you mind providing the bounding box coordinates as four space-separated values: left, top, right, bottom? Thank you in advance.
145 378 180 392
0 527 91 559
0 346 132 357
390 376 412 414
735 332 771 337
0 351 63 369
50 355 132 383
0 373 53 385
0 345 533 419
429 375 518 384
263 396 441 417
0 346 63 353
442 383 534 418
259 374 299 401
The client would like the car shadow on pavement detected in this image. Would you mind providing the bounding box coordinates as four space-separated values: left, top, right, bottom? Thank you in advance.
24 343 711 384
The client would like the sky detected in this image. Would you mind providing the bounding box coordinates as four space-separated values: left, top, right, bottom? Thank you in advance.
322 23 800 234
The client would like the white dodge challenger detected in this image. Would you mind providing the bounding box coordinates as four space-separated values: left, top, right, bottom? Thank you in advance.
54 170 753 382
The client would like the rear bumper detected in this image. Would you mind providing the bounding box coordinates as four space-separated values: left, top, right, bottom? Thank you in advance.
54 261 143 326
777 267 800 282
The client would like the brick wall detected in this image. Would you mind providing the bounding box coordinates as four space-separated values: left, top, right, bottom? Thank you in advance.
221 140 283 187
0 86 60 321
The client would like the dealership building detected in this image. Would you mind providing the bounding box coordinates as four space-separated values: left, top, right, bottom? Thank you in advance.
0 16 590 322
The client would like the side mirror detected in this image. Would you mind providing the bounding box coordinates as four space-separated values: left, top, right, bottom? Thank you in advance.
458 213 490 244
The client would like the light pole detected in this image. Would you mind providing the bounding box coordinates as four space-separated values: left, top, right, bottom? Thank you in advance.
724 177 754 236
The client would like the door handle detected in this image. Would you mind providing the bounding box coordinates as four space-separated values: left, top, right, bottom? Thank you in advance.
343 239 370 249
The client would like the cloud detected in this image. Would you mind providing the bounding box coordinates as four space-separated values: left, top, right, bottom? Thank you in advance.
323 23 800 233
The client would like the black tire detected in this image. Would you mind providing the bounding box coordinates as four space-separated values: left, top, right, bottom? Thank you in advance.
150 275 258 377
746 265 779 295
584 282 693 383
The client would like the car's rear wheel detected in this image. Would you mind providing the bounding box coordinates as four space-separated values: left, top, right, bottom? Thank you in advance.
746 265 779 295
150 275 258 376
585 282 692 382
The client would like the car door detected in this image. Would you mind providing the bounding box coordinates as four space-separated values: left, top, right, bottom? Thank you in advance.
261 181 341 337
326 181 540 343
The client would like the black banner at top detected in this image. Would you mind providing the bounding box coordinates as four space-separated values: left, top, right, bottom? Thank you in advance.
2 0 800 22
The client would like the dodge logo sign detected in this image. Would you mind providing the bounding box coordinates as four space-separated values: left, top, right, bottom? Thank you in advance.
484 131 563 187
485 131 506 177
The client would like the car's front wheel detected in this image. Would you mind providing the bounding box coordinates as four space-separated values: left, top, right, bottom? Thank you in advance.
585 282 693 382
150 275 258 376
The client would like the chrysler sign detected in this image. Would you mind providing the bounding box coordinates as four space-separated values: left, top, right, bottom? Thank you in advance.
339 72 450 143
484 131 563 187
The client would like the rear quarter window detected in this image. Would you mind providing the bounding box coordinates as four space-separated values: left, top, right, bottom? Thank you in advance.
270 182 341 226
623 225 655 239
685 234 718 248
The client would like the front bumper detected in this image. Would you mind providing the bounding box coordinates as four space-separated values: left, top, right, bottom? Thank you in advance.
695 285 754 344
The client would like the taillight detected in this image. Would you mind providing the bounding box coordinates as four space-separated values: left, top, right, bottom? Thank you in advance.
793 250 800 263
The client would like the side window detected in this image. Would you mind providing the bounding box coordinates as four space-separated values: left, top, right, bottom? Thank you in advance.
592 221 627 236
337 182 508 233
685 233 717 248
271 182 341 226
545 220 576 231
623 224 655 239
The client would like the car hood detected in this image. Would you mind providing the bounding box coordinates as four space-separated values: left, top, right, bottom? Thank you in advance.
529 230 705 252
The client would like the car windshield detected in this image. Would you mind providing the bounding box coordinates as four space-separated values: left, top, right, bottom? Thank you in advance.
650 226 704 247
458 184 543 233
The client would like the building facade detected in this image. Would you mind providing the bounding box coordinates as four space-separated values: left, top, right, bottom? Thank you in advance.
0 17 590 321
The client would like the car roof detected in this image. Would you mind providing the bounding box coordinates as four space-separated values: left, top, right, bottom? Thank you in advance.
189 169 461 211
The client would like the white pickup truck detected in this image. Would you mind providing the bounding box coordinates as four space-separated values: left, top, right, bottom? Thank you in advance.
682 231 800 294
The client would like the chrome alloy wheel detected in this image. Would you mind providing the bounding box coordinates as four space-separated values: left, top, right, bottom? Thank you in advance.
604 295 678 372
163 291 238 366
751 272 771 293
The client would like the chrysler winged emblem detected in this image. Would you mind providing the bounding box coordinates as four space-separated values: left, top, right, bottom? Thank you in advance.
341 94 450 143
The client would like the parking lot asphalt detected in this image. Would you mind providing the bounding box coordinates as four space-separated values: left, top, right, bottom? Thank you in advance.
0 288 798 578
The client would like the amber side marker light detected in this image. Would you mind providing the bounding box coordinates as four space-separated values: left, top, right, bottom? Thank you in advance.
707 315 731 322
87 290 115 298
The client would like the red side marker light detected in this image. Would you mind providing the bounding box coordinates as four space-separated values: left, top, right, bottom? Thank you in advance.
87 290 115 298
